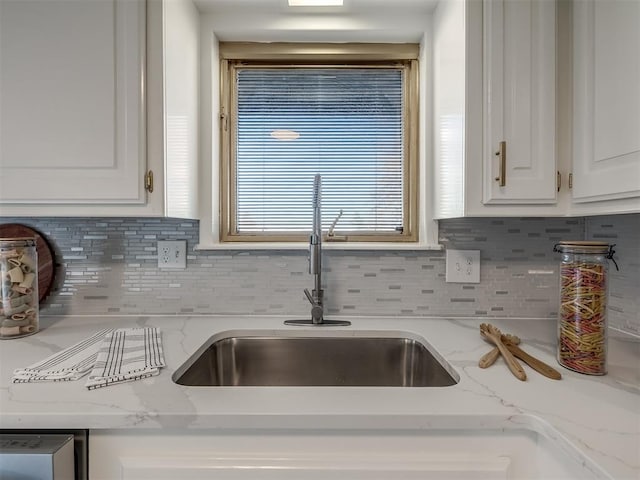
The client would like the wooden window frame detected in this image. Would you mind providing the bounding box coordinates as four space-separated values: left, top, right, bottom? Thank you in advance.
219 42 420 243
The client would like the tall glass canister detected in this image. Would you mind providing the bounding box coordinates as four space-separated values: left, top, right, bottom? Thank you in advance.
0 238 39 339
554 241 615 375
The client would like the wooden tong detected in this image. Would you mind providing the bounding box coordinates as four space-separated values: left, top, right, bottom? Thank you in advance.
479 323 561 381
479 333 520 368
480 323 527 380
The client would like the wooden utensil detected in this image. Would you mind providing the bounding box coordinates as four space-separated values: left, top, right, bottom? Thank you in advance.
479 323 527 381
504 341 562 380
479 333 520 368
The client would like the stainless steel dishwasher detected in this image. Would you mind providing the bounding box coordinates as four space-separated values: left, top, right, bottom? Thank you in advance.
0 430 87 480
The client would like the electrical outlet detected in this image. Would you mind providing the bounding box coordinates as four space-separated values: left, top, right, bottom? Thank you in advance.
157 240 187 269
445 249 480 283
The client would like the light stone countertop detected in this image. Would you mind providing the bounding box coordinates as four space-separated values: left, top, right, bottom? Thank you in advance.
0 315 638 479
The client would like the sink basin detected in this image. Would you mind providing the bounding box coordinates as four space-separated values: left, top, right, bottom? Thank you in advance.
172 330 458 387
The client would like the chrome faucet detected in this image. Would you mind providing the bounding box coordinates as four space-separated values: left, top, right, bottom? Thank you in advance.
307 174 324 323
285 175 350 327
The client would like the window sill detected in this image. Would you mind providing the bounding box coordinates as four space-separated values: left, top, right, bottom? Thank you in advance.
194 241 443 251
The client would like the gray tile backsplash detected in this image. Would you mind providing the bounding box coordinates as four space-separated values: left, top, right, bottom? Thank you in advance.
586 214 640 336
1 214 638 336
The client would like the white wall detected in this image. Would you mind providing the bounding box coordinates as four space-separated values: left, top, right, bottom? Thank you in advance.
432 0 466 219
164 0 200 219
196 7 438 248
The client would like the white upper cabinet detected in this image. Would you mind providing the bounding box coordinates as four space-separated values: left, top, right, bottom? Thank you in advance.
433 0 562 218
571 0 640 211
0 0 199 218
482 0 557 204
0 0 146 206
433 0 638 218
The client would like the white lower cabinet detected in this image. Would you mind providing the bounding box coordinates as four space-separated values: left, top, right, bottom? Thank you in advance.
89 429 595 480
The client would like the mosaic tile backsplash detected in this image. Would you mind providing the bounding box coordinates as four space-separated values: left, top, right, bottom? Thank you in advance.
1 214 638 336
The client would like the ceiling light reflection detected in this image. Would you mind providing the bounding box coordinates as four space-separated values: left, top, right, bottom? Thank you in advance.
288 0 344 6
270 129 300 141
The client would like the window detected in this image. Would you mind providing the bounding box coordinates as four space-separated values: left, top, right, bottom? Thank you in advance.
219 43 419 243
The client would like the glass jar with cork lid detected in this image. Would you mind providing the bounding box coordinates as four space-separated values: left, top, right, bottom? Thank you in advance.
0 237 39 339
553 241 617 375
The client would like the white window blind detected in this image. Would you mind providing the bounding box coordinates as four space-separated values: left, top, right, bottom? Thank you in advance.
234 67 406 236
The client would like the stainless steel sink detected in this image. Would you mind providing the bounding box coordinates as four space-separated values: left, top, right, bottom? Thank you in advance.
172 331 458 387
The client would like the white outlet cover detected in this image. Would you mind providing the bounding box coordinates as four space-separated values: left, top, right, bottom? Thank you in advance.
445 249 480 283
157 240 187 269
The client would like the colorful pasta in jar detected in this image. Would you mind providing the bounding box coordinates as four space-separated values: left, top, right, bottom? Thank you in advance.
553 241 616 375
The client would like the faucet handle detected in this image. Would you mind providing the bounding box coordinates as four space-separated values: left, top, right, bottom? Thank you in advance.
326 209 348 241
304 288 323 306
304 288 324 324
304 288 315 305
327 209 343 236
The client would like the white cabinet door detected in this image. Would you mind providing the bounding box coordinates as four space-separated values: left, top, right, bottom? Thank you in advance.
113 456 511 480
90 431 514 480
0 0 146 204
482 0 557 204
572 0 640 204
89 429 597 480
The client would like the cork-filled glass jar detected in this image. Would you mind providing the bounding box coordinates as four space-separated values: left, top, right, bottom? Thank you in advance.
553 241 616 375
0 238 39 339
